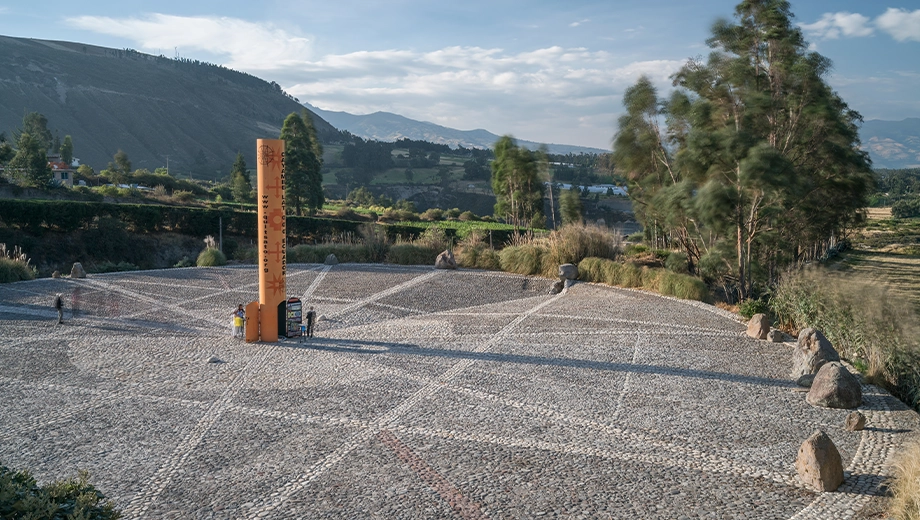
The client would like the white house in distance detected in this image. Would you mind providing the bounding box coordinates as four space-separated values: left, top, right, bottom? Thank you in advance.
551 182 628 196
48 154 76 188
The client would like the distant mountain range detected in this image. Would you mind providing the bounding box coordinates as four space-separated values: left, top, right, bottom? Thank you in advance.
861 118 920 169
0 34 916 178
0 35 339 177
303 103 608 156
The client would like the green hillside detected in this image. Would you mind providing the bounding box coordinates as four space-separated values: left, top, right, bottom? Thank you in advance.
0 35 341 179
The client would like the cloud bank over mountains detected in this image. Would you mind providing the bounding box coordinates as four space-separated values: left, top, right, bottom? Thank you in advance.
801 8 920 42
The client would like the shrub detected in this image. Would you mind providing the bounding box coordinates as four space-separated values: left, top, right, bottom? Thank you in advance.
174 256 194 268
890 441 920 520
386 244 438 265
499 244 545 275
0 465 121 520
0 244 35 283
738 298 770 319
656 271 710 301
419 208 444 221
196 248 227 266
456 231 501 270
577 257 642 288
771 267 920 410
892 196 920 219
172 190 194 202
665 251 689 274
334 207 363 221
458 211 478 222
93 261 140 273
541 225 621 276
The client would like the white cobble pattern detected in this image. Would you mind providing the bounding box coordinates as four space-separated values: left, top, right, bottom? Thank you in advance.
0 264 917 519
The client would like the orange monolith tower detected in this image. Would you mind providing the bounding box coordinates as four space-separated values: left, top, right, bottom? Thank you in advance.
249 139 286 342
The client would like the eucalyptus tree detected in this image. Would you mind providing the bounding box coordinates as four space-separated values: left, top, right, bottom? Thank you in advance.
491 135 545 228
613 0 872 299
229 152 252 203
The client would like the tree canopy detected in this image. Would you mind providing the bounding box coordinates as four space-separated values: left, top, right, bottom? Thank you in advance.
612 0 873 300
229 152 252 203
8 132 52 187
491 135 545 228
280 111 324 215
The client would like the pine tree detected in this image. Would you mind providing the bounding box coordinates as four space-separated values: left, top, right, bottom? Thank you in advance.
280 112 324 215
229 152 252 202
8 133 52 187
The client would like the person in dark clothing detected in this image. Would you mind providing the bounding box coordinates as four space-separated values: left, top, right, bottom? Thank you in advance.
53 294 63 324
305 306 316 337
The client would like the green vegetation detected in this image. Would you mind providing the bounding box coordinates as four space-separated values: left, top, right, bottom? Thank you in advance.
771 267 919 411
0 244 35 283
197 236 227 266
612 0 872 302
0 464 121 519
281 111 324 215
491 136 545 228
229 152 253 203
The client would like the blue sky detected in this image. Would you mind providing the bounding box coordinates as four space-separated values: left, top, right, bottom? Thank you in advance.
1 0 918 149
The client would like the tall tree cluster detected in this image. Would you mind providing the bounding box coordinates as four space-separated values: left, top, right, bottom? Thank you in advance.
280 111 324 215
612 0 873 300
491 135 545 228
229 152 252 202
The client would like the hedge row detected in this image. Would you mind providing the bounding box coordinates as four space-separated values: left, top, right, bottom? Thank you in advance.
0 200 392 240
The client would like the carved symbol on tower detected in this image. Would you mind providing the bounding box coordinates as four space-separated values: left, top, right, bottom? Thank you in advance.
266 272 285 296
266 242 284 263
264 177 284 198
258 145 276 166
267 208 285 231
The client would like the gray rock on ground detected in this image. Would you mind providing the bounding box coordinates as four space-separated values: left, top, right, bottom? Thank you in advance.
52 270 61 279
71 262 87 278
746 314 770 339
550 280 565 294
558 263 579 280
806 362 862 409
796 374 815 388
845 411 866 431
791 328 840 378
768 329 792 343
435 250 457 270
324 254 339 266
795 430 844 492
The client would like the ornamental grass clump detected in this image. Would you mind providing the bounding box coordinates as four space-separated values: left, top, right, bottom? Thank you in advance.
771 267 920 411
0 244 35 283
196 235 226 267
890 441 920 520
456 230 501 270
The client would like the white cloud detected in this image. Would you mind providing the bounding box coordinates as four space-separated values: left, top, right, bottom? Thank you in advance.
569 19 590 28
801 12 874 39
876 8 920 42
65 12 685 148
66 14 313 70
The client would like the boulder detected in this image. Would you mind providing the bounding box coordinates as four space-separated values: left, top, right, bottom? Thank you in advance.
51 270 61 279
550 280 565 294
435 250 457 270
791 328 839 378
795 430 844 492
70 262 87 278
768 329 792 343
796 374 815 388
806 362 862 409
746 314 770 339
844 411 866 432
324 254 338 266
558 263 579 281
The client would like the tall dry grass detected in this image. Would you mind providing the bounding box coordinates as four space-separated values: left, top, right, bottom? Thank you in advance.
578 256 710 301
771 267 920 410
890 441 920 520
0 244 36 283
500 225 621 277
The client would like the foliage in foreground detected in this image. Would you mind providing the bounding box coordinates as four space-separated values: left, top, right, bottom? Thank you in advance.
890 441 920 520
578 257 710 302
0 465 121 520
0 244 35 283
499 225 621 278
771 267 920 411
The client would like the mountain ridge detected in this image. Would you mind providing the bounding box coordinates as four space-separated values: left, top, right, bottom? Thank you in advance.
303 103 609 155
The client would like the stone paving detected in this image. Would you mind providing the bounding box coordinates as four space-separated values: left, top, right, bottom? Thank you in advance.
0 264 917 519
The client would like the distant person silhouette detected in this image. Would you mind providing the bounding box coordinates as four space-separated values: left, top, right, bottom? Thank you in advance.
53 294 63 324
305 306 316 337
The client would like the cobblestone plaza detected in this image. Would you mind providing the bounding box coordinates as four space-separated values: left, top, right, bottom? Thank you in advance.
1 265 917 519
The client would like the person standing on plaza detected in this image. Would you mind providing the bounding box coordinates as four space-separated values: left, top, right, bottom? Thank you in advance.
53 294 63 324
232 304 245 338
305 306 316 338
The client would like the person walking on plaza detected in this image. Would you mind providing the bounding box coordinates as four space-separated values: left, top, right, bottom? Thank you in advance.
53 294 64 324
305 306 316 338
232 304 245 338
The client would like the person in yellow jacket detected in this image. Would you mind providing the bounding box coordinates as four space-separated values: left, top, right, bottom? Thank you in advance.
232 304 245 338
